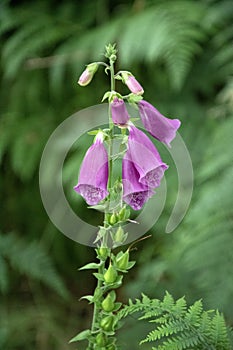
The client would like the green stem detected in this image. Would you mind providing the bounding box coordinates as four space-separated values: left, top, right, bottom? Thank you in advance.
89 58 116 350
107 59 115 191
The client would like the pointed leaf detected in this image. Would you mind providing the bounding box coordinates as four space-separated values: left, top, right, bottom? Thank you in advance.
80 295 94 303
79 263 100 271
69 329 91 343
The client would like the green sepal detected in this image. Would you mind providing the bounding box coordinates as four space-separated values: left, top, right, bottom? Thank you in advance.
102 90 123 103
93 227 108 244
113 302 122 311
69 329 91 343
114 74 122 81
127 261 136 270
79 262 101 270
102 91 112 102
79 295 94 303
119 70 132 83
93 272 105 281
87 128 105 136
127 93 143 104
88 203 107 211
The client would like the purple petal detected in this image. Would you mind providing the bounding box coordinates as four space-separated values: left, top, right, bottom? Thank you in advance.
122 156 154 210
126 76 144 95
138 100 181 147
126 126 168 188
74 139 108 205
75 184 108 206
78 69 92 86
111 98 130 125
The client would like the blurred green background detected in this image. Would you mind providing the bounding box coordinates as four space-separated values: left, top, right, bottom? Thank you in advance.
0 0 233 349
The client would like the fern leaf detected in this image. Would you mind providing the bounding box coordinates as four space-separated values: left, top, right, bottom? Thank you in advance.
0 255 8 293
120 293 232 349
0 232 69 299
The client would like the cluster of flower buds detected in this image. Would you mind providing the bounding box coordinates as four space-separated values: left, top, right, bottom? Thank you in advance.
78 248 134 349
74 63 181 211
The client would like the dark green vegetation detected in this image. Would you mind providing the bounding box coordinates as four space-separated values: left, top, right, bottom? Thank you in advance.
0 0 233 349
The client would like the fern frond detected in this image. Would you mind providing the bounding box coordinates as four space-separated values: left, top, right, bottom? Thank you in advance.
119 293 232 350
211 311 231 349
0 232 69 299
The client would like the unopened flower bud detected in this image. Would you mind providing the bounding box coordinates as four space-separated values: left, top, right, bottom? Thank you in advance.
104 264 117 284
109 213 117 225
118 207 131 221
78 62 98 86
114 226 124 243
97 247 109 260
101 292 115 312
100 315 115 332
116 251 129 270
96 332 107 346
121 71 144 95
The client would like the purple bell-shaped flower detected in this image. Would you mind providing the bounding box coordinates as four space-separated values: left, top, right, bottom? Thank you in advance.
74 133 109 205
138 100 181 147
111 97 130 126
126 125 168 189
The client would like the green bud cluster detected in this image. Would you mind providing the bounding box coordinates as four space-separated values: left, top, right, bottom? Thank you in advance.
107 207 131 227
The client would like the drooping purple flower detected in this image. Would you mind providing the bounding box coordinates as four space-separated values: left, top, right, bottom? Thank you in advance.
122 155 154 210
74 133 108 205
126 125 168 188
138 100 181 147
125 76 144 95
111 98 130 126
121 71 144 95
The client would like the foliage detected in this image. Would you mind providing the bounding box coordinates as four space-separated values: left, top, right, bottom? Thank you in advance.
125 110 233 320
118 293 233 349
0 231 69 298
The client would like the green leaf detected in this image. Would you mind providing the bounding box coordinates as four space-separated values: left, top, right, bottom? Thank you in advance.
79 263 101 270
93 272 105 281
69 329 91 343
79 295 94 303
